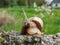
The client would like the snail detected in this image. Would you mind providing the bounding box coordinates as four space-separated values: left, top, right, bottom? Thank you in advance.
21 17 43 35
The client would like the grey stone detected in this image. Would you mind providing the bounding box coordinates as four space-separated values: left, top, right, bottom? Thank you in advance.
0 31 60 45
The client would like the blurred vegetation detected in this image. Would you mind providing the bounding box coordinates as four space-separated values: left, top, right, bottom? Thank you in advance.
0 0 44 7
0 7 60 34
0 0 60 34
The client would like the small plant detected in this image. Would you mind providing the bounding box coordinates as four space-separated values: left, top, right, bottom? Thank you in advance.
33 2 54 18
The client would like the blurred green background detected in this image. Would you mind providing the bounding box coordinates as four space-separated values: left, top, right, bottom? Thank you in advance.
0 0 60 34
0 7 60 34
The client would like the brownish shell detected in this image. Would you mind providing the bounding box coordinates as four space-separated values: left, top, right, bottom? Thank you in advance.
28 17 43 31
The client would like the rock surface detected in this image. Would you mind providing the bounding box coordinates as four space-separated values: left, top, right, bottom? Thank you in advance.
0 30 60 45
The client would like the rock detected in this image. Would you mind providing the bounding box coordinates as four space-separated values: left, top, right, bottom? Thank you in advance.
0 31 60 45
